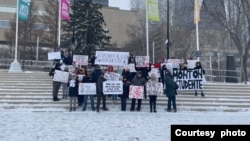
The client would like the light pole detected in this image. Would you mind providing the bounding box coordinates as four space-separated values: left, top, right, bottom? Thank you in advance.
166 0 170 59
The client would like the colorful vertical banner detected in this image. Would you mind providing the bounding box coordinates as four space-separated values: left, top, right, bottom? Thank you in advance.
18 0 31 21
61 0 70 21
147 0 160 22
194 0 203 24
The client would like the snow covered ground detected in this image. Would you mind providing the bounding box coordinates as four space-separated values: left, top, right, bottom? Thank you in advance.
1 105 250 141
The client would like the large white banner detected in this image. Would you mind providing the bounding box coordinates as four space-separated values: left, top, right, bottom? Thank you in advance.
53 70 69 83
73 55 88 66
48 52 61 60
78 83 96 95
172 68 204 90
146 81 163 95
103 81 123 95
135 56 150 67
129 85 144 99
95 51 129 66
104 72 121 81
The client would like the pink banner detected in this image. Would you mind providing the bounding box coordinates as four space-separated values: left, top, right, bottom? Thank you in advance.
129 86 144 99
61 0 70 21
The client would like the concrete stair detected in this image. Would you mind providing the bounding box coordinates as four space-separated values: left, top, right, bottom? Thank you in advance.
0 69 250 112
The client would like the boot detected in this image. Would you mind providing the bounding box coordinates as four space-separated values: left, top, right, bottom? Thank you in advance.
201 92 205 97
53 96 60 101
195 92 197 96
153 103 157 113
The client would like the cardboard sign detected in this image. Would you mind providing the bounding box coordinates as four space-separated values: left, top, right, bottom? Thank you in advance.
173 68 204 90
73 55 89 66
146 81 163 95
53 70 69 83
103 81 123 95
104 72 121 81
135 56 150 67
78 83 96 95
129 85 144 99
95 51 129 66
48 52 61 60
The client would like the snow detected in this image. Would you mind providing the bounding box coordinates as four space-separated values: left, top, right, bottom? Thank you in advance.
1 106 250 141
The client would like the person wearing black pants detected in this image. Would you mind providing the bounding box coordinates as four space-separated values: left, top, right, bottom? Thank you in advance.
147 74 159 113
130 71 146 111
96 72 108 112
120 76 130 111
149 95 157 112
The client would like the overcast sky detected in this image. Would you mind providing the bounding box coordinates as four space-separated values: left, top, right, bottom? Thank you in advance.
109 0 131 10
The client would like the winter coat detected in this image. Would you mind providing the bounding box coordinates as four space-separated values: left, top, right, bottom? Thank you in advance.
135 65 151 81
120 80 130 99
49 63 62 76
68 79 79 97
146 79 160 96
194 66 205 74
165 75 178 97
96 77 106 94
92 69 103 82
131 76 146 86
122 70 133 81
82 76 94 83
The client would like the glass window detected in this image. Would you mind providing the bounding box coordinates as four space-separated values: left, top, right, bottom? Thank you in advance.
0 20 11 28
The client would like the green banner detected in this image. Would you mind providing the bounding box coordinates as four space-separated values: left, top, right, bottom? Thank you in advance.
18 0 30 21
148 0 160 22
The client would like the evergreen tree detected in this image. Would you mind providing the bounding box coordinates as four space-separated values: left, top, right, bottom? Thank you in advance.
62 0 111 55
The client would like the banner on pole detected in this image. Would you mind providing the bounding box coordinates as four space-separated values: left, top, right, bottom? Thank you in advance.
78 83 96 95
73 55 88 66
53 70 69 83
61 0 70 21
148 0 160 22
103 81 123 95
48 52 61 60
129 85 144 99
95 51 129 66
146 81 163 95
18 0 31 21
173 68 204 90
135 56 150 67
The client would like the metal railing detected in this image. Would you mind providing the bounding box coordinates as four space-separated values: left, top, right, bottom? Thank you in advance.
204 69 242 83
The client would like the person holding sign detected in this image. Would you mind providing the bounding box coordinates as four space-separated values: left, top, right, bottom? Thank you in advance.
194 61 205 97
68 74 79 112
165 70 179 112
119 76 131 111
130 71 146 111
96 72 108 112
82 71 95 111
147 74 160 113
49 62 62 101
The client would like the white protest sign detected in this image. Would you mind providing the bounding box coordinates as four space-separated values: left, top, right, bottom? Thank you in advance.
48 52 61 60
60 64 66 71
95 51 129 66
66 65 75 75
135 56 150 67
146 81 163 95
69 80 76 87
187 60 199 69
104 72 121 81
77 75 84 81
73 55 88 65
148 68 160 78
103 81 123 95
53 70 69 83
78 83 96 95
129 85 144 99
173 68 204 90
167 59 184 64
124 63 136 72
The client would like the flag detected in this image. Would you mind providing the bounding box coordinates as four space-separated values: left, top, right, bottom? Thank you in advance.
194 0 203 24
61 0 70 21
18 0 31 21
147 0 160 22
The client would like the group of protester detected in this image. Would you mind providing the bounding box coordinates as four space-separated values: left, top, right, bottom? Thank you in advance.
49 52 205 113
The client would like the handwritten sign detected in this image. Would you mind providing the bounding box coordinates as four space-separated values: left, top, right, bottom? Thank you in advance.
73 55 88 66
78 83 96 95
135 56 150 67
146 81 163 95
95 51 129 66
104 72 121 81
53 70 69 83
129 85 144 99
124 63 136 72
48 52 61 60
103 81 123 95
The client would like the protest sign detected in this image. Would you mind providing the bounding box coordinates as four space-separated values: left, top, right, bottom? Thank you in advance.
53 70 69 83
146 81 163 95
95 51 129 66
78 83 96 95
48 52 61 60
187 60 199 69
148 68 160 78
135 56 150 67
66 65 75 75
103 81 123 95
172 68 204 90
104 72 121 81
129 85 144 99
167 59 184 64
73 55 88 66
124 64 136 72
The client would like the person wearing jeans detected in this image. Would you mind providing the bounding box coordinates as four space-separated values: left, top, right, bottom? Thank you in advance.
82 71 95 111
